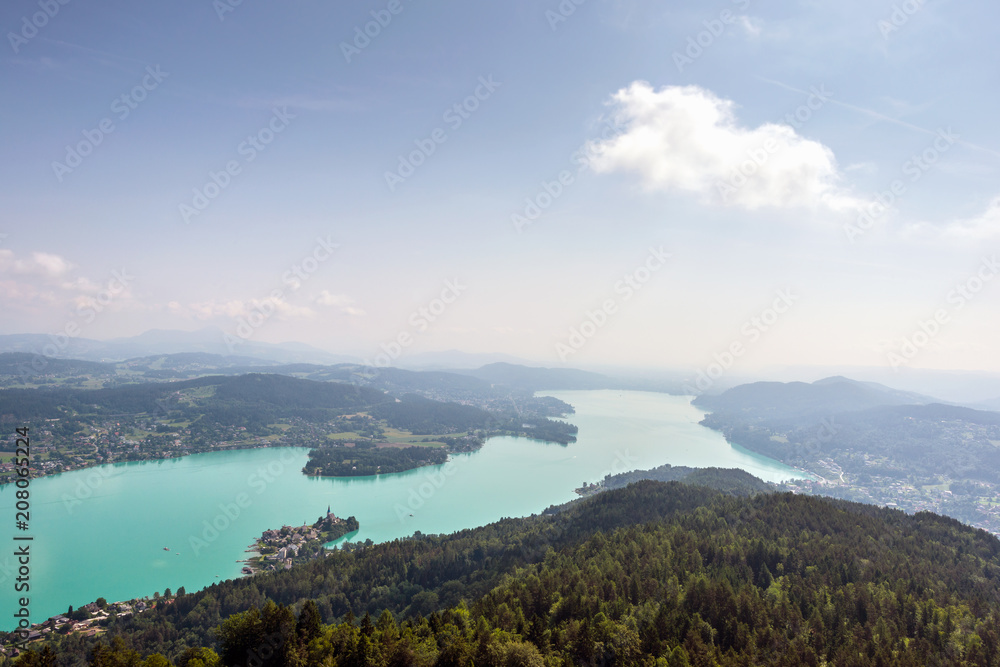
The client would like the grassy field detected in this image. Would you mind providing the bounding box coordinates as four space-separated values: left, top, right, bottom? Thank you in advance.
325 432 363 441
322 427 453 448
381 427 451 447
178 386 217 402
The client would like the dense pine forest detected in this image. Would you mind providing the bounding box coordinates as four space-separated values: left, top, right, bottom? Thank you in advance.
10 478 1000 666
305 442 449 477
590 464 774 497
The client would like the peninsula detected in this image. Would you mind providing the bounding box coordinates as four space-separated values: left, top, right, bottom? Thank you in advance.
241 508 359 575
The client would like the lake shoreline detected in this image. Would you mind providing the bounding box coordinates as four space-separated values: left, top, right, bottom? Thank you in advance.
1 390 805 630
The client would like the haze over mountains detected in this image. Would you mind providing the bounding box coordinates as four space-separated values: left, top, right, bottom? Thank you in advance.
6 327 1000 406
0 329 353 366
689 375 1000 533
6 336 1000 661
693 376 941 422
751 364 1000 409
9 343 1000 525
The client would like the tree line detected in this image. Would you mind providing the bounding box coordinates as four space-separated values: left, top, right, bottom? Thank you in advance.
10 478 1000 665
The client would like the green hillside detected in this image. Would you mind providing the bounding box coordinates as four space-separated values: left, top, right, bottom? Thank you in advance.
15 480 1000 666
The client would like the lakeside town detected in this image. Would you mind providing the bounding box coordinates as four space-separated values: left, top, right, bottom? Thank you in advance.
2 594 180 658
240 507 359 575
0 416 347 485
1 507 358 656
780 472 1000 538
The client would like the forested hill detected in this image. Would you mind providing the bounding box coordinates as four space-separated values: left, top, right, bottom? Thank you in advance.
24 480 1000 666
693 375 934 425
593 464 774 496
695 376 1000 489
0 373 389 424
368 394 491 434
0 355 580 435
0 353 115 378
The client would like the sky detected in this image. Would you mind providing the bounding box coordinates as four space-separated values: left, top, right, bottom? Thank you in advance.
1 0 999 375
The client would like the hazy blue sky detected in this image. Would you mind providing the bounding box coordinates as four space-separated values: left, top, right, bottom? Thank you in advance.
2 0 998 373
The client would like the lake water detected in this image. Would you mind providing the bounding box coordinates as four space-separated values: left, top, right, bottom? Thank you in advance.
0 390 806 629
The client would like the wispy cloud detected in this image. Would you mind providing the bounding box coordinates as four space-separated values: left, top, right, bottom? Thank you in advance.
738 15 763 37
0 250 74 278
905 196 1000 241
758 77 1000 161
315 290 366 316
173 297 316 321
0 250 135 314
236 94 364 113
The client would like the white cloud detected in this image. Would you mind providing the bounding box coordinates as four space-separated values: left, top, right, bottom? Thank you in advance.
32 252 73 277
738 15 763 37
180 297 316 321
587 82 862 212
315 291 351 307
0 249 74 277
0 280 42 302
60 276 102 293
315 290 366 316
906 196 1000 241
0 249 137 317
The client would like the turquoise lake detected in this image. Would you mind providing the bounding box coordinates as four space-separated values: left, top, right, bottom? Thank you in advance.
0 390 807 630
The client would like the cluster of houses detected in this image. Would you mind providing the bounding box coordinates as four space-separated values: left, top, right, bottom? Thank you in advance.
245 507 343 574
2 598 164 656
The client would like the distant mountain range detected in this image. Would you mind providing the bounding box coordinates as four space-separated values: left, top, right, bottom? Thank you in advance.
973 396 1000 412
0 353 616 442
0 330 548 371
0 329 354 365
393 350 534 369
694 375 1000 500
756 364 1000 405
0 346 627 400
693 375 942 423
6 329 998 405
451 362 615 391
